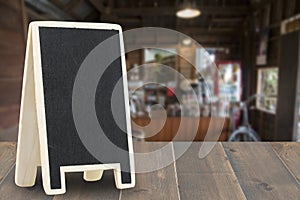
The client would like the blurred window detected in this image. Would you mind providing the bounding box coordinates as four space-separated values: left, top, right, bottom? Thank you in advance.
256 67 278 113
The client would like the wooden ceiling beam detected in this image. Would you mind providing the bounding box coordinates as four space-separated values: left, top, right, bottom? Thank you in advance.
176 27 238 35
122 26 239 37
109 6 250 16
24 0 74 20
50 0 82 20
89 0 105 13
193 37 237 44
84 9 99 21
26 6 50 20
211 17 244 23
65 0 82 12
89 4 250 16
124 34 238 45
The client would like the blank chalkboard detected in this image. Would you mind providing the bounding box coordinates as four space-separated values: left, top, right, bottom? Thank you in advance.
15 22 135 195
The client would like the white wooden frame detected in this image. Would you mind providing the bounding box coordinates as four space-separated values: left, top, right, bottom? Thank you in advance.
15 21 135 195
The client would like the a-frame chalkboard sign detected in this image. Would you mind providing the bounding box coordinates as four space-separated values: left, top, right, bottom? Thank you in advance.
15 22 135 195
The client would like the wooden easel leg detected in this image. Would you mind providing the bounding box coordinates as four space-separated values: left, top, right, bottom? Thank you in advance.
83 170 103 182
15 131 40 187
15 27 41 187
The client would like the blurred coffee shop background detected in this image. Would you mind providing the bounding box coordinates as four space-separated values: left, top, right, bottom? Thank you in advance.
1 0 300 142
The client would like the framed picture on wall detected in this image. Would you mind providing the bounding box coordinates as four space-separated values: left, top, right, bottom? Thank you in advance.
256 67 278 114
256 30 269 65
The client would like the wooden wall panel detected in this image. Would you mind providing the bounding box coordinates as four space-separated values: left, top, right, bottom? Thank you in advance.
0 55 24 78
0 80 22 106
245 0 297 141
275 31 299 140
0 1 25 32
0 0 26 140
250 110 276 141
0 106 20 130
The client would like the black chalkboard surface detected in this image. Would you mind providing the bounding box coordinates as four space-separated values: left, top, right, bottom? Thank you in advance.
15 22 135 195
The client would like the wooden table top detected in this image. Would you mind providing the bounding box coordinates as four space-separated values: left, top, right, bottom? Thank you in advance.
1 141 300 199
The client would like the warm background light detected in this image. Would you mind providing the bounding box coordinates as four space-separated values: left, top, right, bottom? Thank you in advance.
176 8 201 19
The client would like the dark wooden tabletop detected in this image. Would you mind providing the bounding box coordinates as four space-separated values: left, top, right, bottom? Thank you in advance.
1 141 300 200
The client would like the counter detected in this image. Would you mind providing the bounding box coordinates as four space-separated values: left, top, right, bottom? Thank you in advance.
132 117 230 141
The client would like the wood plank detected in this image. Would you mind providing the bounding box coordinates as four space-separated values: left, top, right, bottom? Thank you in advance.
0 142 16 183
0 167 52 200
120 141 180 199
223 142 300 199
175 143 246 200
272 142 300 183
53 171 120 200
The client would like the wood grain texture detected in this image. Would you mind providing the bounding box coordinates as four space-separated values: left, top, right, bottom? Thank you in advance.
223 142 300 200
272 142 300 183
15 31 41 188
0 142 16 183
0 168 52 200
53 171 120 200
121 141 180 200
2 142 300 199
175 143 246 200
